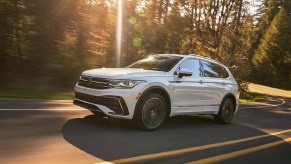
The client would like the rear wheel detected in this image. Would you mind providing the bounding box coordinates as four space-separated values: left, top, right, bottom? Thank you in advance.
215 98 235 124
134 93 167 131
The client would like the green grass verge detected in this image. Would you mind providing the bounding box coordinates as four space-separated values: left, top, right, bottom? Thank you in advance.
239 90 267 103
0 89 74 100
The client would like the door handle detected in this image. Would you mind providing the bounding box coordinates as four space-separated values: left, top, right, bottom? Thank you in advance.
222 81 226 85
199 80 203 84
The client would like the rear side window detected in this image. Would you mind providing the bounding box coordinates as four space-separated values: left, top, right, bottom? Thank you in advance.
179 59 201 78
218 65 229 78
202 61 229 78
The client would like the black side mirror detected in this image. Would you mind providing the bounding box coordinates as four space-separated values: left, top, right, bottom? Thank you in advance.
178 68 192 78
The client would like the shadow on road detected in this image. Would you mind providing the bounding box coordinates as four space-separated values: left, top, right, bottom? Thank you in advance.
1 91 290 163
62 113 291 163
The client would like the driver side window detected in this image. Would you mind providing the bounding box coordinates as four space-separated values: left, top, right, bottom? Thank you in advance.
178 59 201 78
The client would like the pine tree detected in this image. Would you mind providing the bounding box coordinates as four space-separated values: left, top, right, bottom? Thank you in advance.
255 0 281 42
252 6 290 88
250 0 281 59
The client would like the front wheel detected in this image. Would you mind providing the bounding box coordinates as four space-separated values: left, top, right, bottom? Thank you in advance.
215 98 235 124
134 93 167 131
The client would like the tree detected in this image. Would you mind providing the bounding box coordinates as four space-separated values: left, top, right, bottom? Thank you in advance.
252 6 291 88
250 0 281 59
0 0 258 91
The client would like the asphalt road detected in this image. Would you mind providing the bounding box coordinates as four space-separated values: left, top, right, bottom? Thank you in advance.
0 94 290 164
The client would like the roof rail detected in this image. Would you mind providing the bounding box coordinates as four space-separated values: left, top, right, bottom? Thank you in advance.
189 54 222 65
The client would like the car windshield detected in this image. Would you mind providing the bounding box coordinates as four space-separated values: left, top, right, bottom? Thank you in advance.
127 55 183 72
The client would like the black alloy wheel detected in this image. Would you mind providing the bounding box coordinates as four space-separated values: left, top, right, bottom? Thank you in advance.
135 93 167 131
215 98 235 124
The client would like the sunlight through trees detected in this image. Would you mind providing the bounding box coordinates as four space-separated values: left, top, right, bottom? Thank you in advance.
0 0 290 90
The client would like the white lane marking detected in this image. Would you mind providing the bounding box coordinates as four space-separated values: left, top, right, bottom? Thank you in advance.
240 97 286 109
244 98 285 106
239 105 283 109
0 108 87 111
277 98 285 106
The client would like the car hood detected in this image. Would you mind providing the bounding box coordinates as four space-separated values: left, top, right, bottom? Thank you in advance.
82 68 166 79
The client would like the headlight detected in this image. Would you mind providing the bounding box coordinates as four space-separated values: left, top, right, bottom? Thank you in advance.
109 79 145 88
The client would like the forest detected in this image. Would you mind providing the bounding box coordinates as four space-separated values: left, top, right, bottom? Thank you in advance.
0 0 290 92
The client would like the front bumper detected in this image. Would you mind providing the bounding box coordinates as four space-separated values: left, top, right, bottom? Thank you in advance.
74 83 146 119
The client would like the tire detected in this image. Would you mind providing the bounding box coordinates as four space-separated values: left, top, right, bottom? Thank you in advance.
134 93 167 131
215 98 235 124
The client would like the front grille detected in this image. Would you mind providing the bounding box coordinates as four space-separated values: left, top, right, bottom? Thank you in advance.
78 75 111 89
74 92 129 115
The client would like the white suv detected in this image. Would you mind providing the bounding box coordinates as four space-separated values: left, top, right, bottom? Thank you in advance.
74 54 239 130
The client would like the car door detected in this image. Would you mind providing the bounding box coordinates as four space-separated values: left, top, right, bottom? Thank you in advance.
201 60 230 113
171 58 205 115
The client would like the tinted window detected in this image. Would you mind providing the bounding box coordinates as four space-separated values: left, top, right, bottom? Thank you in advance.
127 55 183 72
218 66 229 78
179 59 201 77
202 61 229 78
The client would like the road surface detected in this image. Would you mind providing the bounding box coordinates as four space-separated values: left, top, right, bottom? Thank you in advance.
0 86 290 163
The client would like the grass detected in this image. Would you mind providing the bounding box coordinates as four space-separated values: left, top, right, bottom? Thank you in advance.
248 83 291 98
0 88 74 100
239 90 267 103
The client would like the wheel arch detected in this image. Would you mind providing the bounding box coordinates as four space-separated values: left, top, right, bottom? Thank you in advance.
133 86 172 120
221 93 237 112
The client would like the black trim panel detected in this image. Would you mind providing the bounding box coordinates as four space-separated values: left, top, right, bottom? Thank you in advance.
73 99 103 113
177 104 219 107
74 92 129 115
